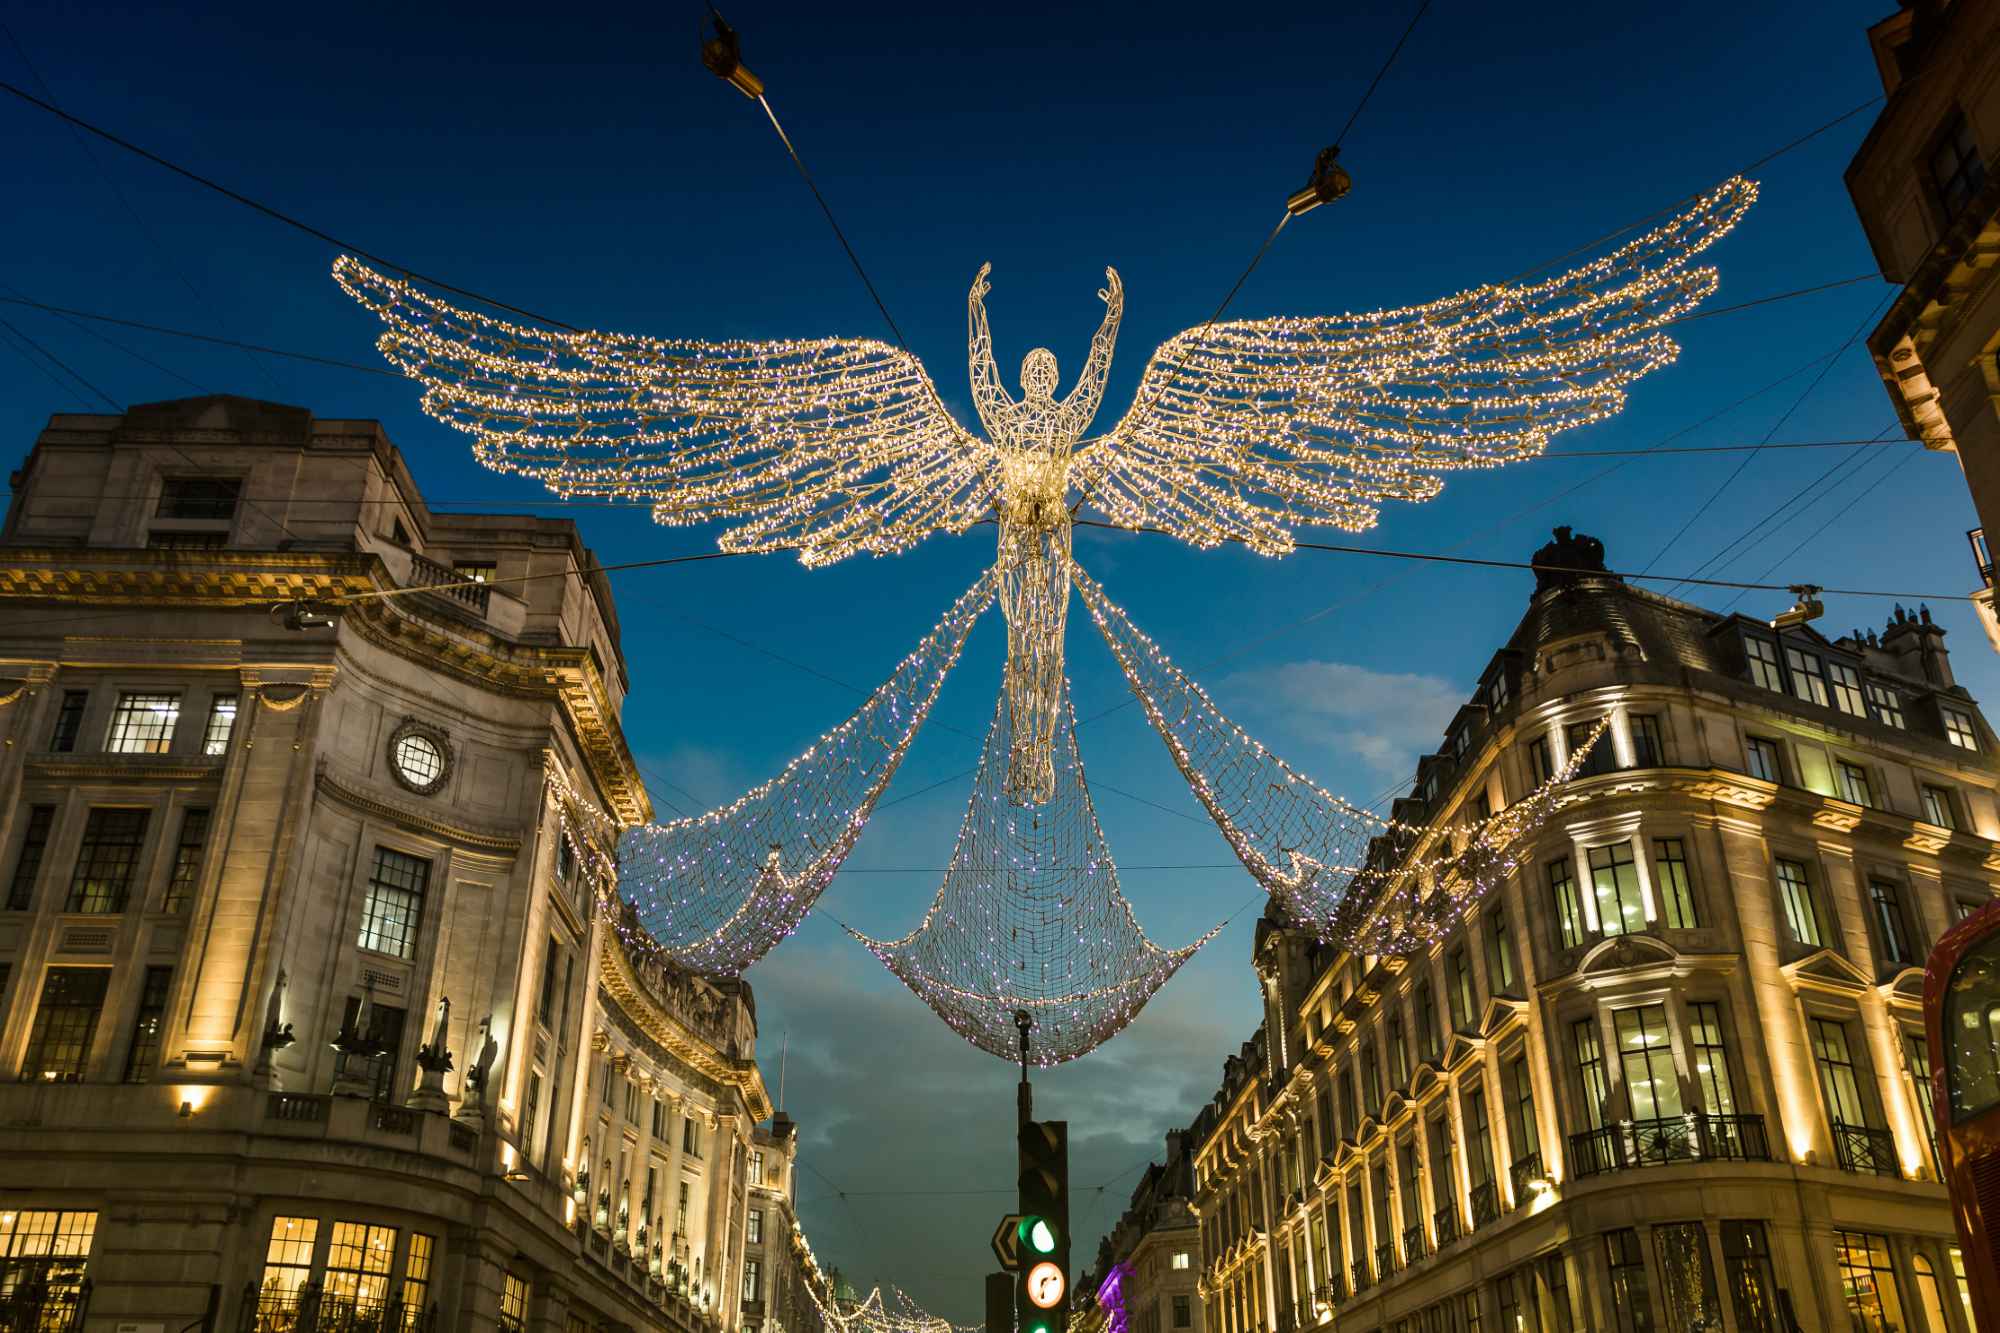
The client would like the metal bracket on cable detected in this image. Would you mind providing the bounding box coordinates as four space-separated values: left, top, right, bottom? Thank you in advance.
1286 145 1354 217
701 6 765 98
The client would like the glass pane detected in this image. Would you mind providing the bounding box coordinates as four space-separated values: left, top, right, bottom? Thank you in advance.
1653 1223 1720 1331
1946 929 2000 1121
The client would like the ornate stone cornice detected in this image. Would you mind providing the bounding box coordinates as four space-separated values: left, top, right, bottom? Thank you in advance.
314 763 523 854
25 754 224 782
598 934 773 1122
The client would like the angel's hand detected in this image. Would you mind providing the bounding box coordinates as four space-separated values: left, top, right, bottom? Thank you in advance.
971 262 993 303
1099 266 1123 308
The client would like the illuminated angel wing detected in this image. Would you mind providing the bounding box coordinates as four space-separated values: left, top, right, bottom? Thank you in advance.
334 257 995 567
1072 177 1757 551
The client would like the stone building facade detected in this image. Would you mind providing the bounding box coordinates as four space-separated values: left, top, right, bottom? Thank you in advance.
1093 1130 1205 1333
1847 0 2000 648
739 1112 832 1333
0 395 769 1332
1190 529 1999 1332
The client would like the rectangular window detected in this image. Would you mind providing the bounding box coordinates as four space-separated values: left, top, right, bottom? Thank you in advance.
1721 1221 1779 1333
1785 647 1830 707
1628 714 1663 768
538 943 560 1028
1605 1229 1655 1333
521 1071 541 1160
744 1258 762 1302
1417 980 1442 1060
1744 736 1782 784
49 690 88 753
624 1079 640 1123
1867 683 1904 729
747 1208 763 1244
202 695 238 755
1448 948 1477 1030
1566 721 1614 779
157 476 242 521
163 807 210 913
122 965 173 1083
1506 1055 1540 1168
1548 856 1585 949
1573 1019 1609 1130
1869 880 1914 967
1363 1039 1383 1108
1652 838 1697 930
684 1116 702 1158
751 1150 766 1185
1339 1067 1358 1133
7 805 56 911
1810 1018 1868 1127
1827 662 1866 717
1543 1251 1574 1332
65 808 149 913
1465 1088 1496 1190
324 1220 397 1314
1904 1032 1941 1177
1653 1222 1720 1332
1930 111 1986 221
1687 1001 1738 1117
1923 785 1958 830
402 1233 436 1320
1528 735 1553 785
1587 841 1645 937
358 848 429 959
499 1272 530 1332
652 1098 667 1140
1462 1291 1483 1333
105 692 180 754
453 561 497 584
1172 1252 1191 1271
1944 706 1980 752
1388 1011 1410 1089
1615 1005 1682 1120
1487 909 1518 994
258 1216 320 1308
1774 858 1822 948
1173 1296 1191 1328
1834 1231 1907 1332
1744 637 1783 691
335 998 407 1103
1837 761 1874 808
23 967 109 1082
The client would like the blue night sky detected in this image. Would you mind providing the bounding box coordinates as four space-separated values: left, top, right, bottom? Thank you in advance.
2 0 1985 1315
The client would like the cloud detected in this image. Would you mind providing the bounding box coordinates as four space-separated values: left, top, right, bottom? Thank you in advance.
1214 659 1464 787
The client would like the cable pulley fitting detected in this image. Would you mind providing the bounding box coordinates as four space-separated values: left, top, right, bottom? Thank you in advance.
1286 145 1353 217
700 9 764 98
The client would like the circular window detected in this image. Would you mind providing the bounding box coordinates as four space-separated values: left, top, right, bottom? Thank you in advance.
386 721 452 795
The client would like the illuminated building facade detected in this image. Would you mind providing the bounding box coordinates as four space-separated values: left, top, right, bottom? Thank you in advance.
740 1112 834 1333
0 396 770 1332
1847 0 2000 650
1190 529 1998 1332
1094 1130 1205 1333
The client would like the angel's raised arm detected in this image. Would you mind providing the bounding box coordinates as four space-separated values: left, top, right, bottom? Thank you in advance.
1060 266 1122 434
967 262 1012 440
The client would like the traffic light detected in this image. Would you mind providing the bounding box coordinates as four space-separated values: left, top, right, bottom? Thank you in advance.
1017 1120 1069 1333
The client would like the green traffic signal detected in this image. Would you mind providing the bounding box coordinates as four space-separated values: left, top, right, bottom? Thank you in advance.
1017 1216 1058 1255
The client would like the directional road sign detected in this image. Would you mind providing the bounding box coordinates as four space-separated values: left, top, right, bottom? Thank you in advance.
991 1213 1024 1271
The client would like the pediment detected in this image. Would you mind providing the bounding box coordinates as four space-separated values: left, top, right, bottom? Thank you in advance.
1782 948 1871 992
1578 934 1678 976
1477 995 1527 1039
1883 967 1927 1006
1333 1138 1361 1169
1315 1153 1338 1186
1441 1031 1478 1069
1380 1091 1410 1124
1409 1065 1441 1099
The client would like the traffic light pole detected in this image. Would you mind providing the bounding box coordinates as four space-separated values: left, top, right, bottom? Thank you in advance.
1015 1008 1033 1126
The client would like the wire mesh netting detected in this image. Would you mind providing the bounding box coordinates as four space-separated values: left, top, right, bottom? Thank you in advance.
618 571 995 974
854 676 1214 1065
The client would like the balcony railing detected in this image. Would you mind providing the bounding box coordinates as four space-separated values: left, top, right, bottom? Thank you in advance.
1432 1203 1459 1249
1468 1180 1499 1228
267 1093 330 1123
238 1284 438 1332
408 552 491 616
1401 1222 1427 1264
1373 1241 1396 1280
1508 1151 1546 1202
1350 1261 1370 1297
0 1279 88 1333
1569 1113 1771 1178
1831 1122 1903 1178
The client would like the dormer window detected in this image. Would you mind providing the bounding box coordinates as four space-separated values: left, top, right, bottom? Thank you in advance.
1944 706 1980 752
1743 636 1783 692
1931 111 1986 223
1867 684 1905 729
1784 647 1830 708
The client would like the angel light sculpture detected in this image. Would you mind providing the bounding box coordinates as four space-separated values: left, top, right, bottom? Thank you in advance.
335 175 1752 1058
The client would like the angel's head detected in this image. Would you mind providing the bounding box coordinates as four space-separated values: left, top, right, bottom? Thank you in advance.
1020 348 1059 403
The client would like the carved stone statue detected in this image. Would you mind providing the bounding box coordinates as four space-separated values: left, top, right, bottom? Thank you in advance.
408 996 454 1113
254 968 296 1081
452 1013 498 1132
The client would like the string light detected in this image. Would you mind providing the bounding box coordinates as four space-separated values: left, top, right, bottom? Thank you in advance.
614 573 994 973
853 678 1217 1066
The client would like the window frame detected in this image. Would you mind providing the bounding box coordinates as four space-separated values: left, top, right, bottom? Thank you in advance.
1929 110 1987 223
1628 713 1664 769
1867 682 1905 729
1784 645 1831 708
65 807 150 914
1836 760 1874 808
1651 837 1698 930
202 694 239 756
21 966 110 1082
1922 784 1958 829
1743 635 1783 692
1773 857 1824 949
104 692 181 755
357 846 431 961
1586 840 1645 937
1943 706 1980 752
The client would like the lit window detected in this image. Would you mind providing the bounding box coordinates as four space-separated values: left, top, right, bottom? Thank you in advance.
1687 1002 1736 1117
203 695 238 755
324 1221 397 1313
391 732 447 792
750 1151 765 1184
500 1272 530 1331
1172 1252 1191 1270
1743 637 1783 691
164 808 210 913
1810 1019 1867 1127
1923 785 1957 830
748 1209 763 1244
0 1211 98 1302
1614 1005 1681 1120
1931 112 1986 222
358 848 429 959
106 693 180 754
1652 837 1698 929
1867 683 1905 728
22 968 110 1082
453 561 496 583
156 476 241 521
1774 859 1822 948
1835 1231 1907 1330
1785 647 1830 708
744 1258 762 1303
403 1234 436 1320
66 808 149 913
256 1217 318 1315
1573 1018 1609 1131
1587 841 1645 937
1825 662 1866 717
1943 707 1980 752
1837 761 1873 808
